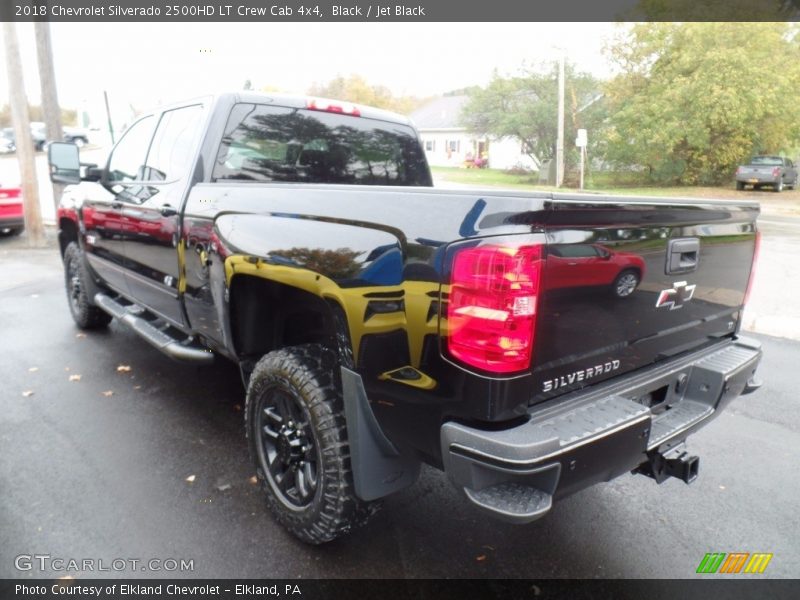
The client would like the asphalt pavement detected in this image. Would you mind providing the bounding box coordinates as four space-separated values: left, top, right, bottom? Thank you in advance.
0 242 798 579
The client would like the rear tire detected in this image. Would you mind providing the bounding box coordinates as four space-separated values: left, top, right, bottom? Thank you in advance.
245 344 378 544
0 226 23 236
63 242 112 329
612 269 640 298
735 181 745 191
774 179 784 193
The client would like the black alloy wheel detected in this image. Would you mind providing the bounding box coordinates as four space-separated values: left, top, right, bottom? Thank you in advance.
256 384 320 509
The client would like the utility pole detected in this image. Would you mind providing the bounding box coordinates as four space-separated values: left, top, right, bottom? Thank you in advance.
35 21 64 213
556 51 565 188
2 22 45 247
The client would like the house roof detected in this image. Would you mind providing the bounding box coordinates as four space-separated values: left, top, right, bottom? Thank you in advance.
409 95 469 130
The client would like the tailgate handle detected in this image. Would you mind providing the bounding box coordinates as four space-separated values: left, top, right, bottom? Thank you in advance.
666 238 699 274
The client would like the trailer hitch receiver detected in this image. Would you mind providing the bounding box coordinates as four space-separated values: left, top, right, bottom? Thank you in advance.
636 444 699 485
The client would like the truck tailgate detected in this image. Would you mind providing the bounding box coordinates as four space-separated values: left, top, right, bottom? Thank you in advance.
532 194 759 401
737 166 777 182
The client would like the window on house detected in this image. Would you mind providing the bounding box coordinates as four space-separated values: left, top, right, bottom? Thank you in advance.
425 140 435 152
448 140 460 153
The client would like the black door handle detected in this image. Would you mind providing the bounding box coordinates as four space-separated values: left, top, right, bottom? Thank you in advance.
160 204 178 217
111 201 123 210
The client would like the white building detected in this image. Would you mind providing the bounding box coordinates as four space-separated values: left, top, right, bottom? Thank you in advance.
409 95 539 171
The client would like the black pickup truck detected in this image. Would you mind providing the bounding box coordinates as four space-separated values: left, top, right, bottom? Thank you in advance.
49 92 763 544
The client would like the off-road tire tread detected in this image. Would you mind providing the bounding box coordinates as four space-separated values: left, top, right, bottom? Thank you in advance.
63 242 112 329
245 344 379 544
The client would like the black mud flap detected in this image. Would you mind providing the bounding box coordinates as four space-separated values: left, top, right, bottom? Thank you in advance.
341 367 421 501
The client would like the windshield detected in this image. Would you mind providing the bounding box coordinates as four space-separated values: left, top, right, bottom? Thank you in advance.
212 103 432 186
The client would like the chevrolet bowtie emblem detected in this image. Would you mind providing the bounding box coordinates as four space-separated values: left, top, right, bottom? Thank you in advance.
656 281 696 310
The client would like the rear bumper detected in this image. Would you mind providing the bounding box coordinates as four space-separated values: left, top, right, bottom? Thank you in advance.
0 215 24 229
440 336 762 523
736 175 780 184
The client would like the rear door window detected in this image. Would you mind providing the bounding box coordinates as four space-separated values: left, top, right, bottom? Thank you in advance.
144 104 204 182
212 103 431 186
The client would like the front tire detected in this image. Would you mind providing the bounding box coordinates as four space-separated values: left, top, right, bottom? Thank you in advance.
63 242 112 329
245 344 378 544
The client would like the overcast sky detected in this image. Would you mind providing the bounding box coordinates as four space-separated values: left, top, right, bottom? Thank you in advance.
1 22 623 121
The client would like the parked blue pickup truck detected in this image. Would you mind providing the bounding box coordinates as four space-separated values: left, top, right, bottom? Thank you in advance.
736 155 798 192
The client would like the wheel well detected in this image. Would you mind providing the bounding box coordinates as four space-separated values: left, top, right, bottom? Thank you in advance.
229 275 340 362
59 217 79 257
618 266 642 279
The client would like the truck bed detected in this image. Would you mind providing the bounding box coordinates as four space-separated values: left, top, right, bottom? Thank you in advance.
183 184 759 431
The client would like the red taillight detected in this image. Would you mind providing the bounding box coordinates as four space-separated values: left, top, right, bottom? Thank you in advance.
735 166 741 175
446 244 543 374
0 188 21 200
772 167 781 177
744 230 760 305
306 98 361 117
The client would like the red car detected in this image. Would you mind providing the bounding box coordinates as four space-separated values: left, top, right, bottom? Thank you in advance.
0 186 24 237
546 243 646 297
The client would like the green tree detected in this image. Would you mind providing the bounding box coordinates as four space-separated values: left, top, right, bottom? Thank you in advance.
308 74 429 115
603 23 800 184
460 64 605 177
0 104 77 127
628 0 798 21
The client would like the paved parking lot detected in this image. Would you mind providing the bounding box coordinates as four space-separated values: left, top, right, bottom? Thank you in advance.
0 243 798 579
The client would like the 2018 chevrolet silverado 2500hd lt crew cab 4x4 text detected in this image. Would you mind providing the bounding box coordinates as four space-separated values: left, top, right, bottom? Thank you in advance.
49 93 763 544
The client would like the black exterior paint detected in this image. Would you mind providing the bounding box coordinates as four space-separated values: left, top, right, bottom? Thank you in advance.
59 92 760 469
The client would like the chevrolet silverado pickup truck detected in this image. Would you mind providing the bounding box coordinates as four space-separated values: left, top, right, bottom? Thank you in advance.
48 93 763 544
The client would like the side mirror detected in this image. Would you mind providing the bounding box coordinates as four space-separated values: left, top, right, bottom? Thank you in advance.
48 142 81 184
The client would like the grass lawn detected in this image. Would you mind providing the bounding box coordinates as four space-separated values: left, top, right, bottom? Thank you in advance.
431 166 800 214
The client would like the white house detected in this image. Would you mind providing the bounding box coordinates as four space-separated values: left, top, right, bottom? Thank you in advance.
409 95 539 171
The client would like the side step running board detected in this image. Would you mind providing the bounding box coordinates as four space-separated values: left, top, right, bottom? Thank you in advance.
94 293 213 365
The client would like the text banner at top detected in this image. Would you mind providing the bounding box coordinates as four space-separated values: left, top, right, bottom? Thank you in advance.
3 0 800 22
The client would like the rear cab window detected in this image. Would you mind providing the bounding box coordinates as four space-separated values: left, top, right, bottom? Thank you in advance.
750 156 783 166
212 103 432 186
